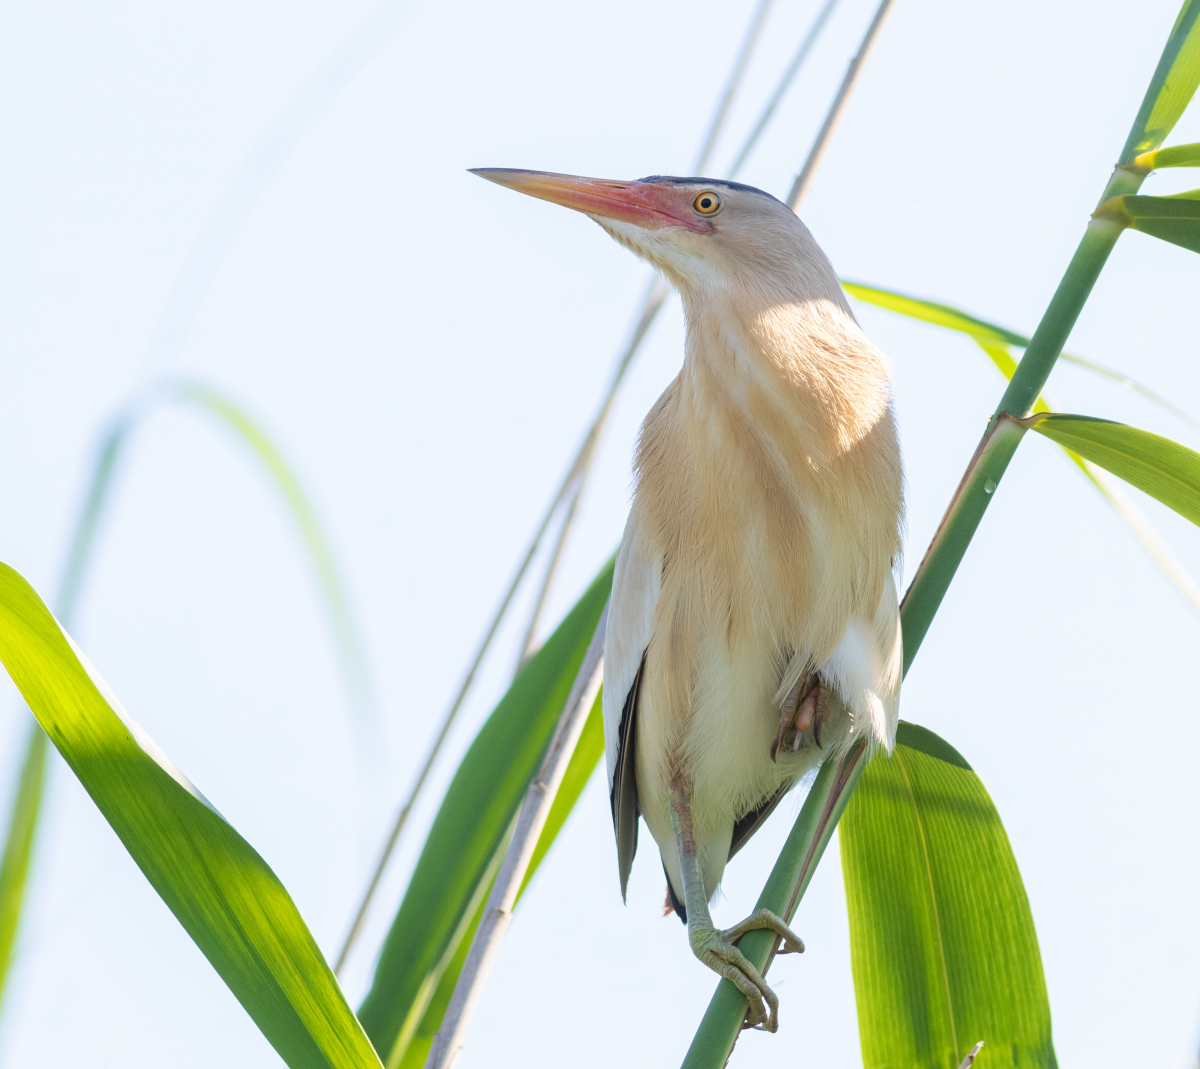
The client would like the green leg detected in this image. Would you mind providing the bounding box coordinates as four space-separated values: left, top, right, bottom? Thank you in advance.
669 789 805 1032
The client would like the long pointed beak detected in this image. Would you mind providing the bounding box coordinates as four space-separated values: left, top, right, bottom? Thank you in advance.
469 168 705 232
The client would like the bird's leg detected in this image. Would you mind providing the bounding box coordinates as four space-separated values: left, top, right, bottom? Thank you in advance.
668 787 804 1033
772 673 826 759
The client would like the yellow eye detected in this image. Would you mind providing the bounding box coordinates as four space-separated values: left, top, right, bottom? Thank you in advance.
693 190 722 215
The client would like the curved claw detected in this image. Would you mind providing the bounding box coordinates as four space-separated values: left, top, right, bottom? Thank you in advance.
689 909 805 1033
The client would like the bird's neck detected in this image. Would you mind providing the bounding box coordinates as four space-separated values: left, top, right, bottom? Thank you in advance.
677 285 894 466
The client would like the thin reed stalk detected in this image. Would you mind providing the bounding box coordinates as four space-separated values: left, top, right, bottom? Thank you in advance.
423 609 607 1069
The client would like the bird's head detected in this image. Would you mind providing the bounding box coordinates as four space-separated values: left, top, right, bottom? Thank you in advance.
470 169 831 302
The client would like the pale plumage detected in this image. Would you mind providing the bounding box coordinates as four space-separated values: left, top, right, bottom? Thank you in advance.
472 168 903 1032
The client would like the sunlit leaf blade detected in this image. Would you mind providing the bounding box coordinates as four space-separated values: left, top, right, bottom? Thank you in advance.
970 345 1200 612
1119 0 1200 162
0 726 47 1016
357 560 614 1068
1023 413 1200 526
844 281 1195 424
391 696 605 1069
0 563 381 1069
1097 192 1200 252
840 722 1056 1069
1133 140 1200 170
842 281 1028 346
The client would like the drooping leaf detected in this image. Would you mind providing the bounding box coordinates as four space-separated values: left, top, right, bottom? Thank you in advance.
1022 413 1200 526
357 560 613 1068
0 562 381 1069
1095 191 1200 253
843 281 1193 423
1118 0 1200 162
1132 140 1200 171
391 695 605 1069
0 381 381 1021
840 722 1056 1069
172 380 378 741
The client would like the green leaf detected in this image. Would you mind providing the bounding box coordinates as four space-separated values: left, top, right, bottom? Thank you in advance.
844 281 1194 424
842 281 1028 347
1022 413 1200 527
0 726 47 1016
172 381 377 734
1096 192 1200 253
1132 140 1200 171
840 723 1055 1069
390 695 605 1069
357 560 614 1068
0 562 381 1069
1119 0 1200 162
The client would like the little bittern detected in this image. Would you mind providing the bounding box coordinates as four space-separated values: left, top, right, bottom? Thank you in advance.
472 169 903 1032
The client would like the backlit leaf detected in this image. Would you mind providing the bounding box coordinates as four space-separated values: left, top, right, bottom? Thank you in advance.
1096 191 1200 253
841 722 1055 1069
0 563 381 1069
1022 413 1200 527
1119 0 1200 162
1132 140 1200 171
357 560 613 1068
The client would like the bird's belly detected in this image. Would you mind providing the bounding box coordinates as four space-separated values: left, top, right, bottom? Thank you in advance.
634 623 822 900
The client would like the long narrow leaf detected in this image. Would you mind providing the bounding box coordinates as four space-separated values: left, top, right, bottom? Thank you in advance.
0 562 381 1069
357 560 613 1068
1095 191 1200 253
1118 0 1200 162
843 280 1194 423
1022 413 1200 526
844 283 1200 609
173 380 378 740
841 723 1055 1069
1133 140 1200 171
391 693 605 1069
0 727 47 1017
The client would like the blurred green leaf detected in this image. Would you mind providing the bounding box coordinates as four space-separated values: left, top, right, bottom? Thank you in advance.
0 562 381 1069
0 380 380 1023
841 722 1055 1069
1022 413 1200 526
173 380 377 739
1133 140 1200 170
1096 191 1200 253
0 726 47 1017
357 560 614 1068
391 695 605 1069
1119 0 1200 162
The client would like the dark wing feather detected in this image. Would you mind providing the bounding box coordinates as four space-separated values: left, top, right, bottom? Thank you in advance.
728 782 793 861
611 651 644 901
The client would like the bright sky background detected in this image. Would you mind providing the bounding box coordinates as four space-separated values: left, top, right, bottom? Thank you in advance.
1 0 1198 1066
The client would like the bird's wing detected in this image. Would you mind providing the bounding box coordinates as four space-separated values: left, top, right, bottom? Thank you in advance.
603 512 659 901
728 782 791 861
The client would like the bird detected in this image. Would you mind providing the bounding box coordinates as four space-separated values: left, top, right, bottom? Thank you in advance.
471 168 903 1032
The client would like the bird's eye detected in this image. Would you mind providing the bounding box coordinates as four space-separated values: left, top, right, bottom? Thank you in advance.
693 191 722 215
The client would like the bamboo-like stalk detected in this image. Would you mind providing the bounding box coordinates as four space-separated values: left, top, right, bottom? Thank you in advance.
679 0 1200 1055
423 608 608 1069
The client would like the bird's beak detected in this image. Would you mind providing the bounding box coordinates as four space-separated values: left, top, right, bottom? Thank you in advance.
470 169 707 232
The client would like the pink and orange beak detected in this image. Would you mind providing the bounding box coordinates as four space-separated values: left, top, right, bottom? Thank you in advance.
469 169 711 232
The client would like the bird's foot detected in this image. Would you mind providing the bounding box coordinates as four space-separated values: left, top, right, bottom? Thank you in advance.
688 910 804 1032
771 675 830 760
